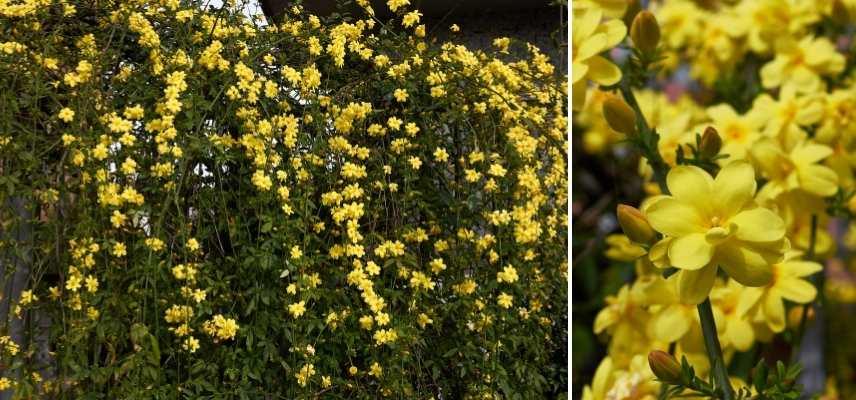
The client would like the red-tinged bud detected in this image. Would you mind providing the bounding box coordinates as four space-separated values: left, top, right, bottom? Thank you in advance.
631 11 660 55
617 204 656 244
648 350 682 385
700 126 722 158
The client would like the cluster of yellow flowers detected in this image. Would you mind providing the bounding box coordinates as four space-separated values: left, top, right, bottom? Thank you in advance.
574 0 856 398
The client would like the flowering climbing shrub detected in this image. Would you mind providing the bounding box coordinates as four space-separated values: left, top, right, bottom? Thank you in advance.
573 0 856 399
0 0 568 398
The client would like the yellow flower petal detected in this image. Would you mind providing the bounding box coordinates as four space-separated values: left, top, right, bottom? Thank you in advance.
649 237 673 268
666 166 713 212
591 356 614 399
776 277 816 304
574 8 602 45
655 304 692 343
677 266 718 305
572 61 589 83
791 142 833 165
585 55 622 86
712 161 756 218
726 315 755 352
780 260 822 278
736 286 764 317
763 292 786 333
593 309 618 334
715 242 774 286
798 164 838 197
668 233 714 270
601 19 627 48
577 32 608 62
706 104 738 124
646 198 705 237
729 207 785 242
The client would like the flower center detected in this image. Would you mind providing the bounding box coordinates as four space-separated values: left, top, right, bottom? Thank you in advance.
710 216 722 227
706 222 737 245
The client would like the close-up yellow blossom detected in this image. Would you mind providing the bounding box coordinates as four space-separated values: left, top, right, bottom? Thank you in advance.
646 162 787 304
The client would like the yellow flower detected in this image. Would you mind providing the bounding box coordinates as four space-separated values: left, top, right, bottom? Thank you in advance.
110 210 127 228
497 292 513 308
112 242 127 257
58 107 74 122
393 88 408 102
594 284 658 365
182 336 200 352
645 161 788 304
433 148 448 162
750 138 838 199
369 362 382 377
737 251 821 333
572 6 625 110
387 0 409 12
710 279 755 352
288 300 307 318
751 86 823 148
408 156 422 170
760 36 845 94
186 238 201 253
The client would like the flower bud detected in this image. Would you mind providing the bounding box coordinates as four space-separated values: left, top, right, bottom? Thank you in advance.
631 11 660 54
648 350 682 385
622 0 642 29
699 126 722 158
617 204 656 244
602 95 637 136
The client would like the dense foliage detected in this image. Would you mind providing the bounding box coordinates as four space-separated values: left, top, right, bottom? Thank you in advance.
0 0 568 398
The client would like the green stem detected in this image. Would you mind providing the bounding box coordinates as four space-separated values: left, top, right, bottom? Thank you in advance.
697 298 734 400
617 81 669 194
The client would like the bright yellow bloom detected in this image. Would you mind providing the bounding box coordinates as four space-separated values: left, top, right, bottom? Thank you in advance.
750 138 838 199
594 284 657 366
572 6 625 110
737 251 820 333
110 210 127 228
760 36 845 94
710 279 755 352
288 300 307 318
646 161 787 304
497 292 513 308
751 86 823 148
58 107 74 122
393 88 408 102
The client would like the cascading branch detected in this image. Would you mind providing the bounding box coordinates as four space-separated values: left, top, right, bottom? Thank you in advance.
0 0 568 398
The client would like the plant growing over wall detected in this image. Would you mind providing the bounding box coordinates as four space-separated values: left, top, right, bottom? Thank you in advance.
0 0 568 398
